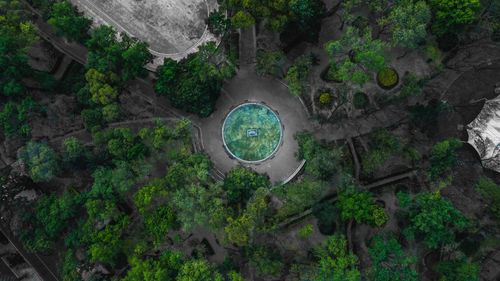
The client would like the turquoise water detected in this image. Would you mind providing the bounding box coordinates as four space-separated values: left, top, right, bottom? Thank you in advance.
223 103 282 162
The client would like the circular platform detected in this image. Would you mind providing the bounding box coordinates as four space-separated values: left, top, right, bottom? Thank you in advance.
222 103 283 163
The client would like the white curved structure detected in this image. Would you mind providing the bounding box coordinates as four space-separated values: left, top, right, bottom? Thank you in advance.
467 94 500 172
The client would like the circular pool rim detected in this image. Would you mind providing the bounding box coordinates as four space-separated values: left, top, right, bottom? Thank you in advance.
222 102 283 164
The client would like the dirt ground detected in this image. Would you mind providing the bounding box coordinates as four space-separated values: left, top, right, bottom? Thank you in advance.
69 0 209 54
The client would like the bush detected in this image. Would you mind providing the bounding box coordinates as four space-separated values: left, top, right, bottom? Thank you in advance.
353 92 368 109
297 224 314 239
19 141 60 182
319 92 331 105
377 68 399 89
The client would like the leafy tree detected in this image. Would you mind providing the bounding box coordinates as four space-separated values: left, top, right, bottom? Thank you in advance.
297 224 314 239
47 1 90 43
313 234 361 281
296 133 341 180
410 99 451 129
247 244 283 276
312 201 338 235
85 198 116 222
223 166 270 206
0 98 36 138
166 153 211 188
172 183 225 232
133 178 169 214
225 188 272 246
122 249 183 281
156 42 235 117
284 56 312 96
102 103 121 122
86 68 119 105
177 259 224 281
256 50 287 77
324 27 388 87
273 177 330 218
429 138 462 181
231 11 255 28
429 0 482 37
289 0 326 41
208 12 231 36
389 0 431 48
435 258 480 281
62 249 80 281
85 213 130 266
474 177 500 220
368 234 418 281
19 141 61 182
143 205 179 244
402 191 469 248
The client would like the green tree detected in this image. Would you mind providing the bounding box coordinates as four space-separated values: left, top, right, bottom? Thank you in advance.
143 205 179 244
247 244 283 276
122 250 183 281
368 234 418 281
289 0 326 41
435 258 480 281
284 56 312 96
47 1 90 43
313 234 361 281
62 249 80 281
429 0 482 37
429 138 462 181
324 27 388 87
86 68 119 105
223 166 270 206
19 141 61 182
256 50 287 77
296 133 341 180
403 191 469 249
177 259 224 281
133 178 169 214
156 43 235 117
85 213 130 266
389 0 431 48
172 183 225 232
474 177 500 220
231 11 255 28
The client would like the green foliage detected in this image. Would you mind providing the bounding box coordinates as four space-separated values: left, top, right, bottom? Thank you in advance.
47 1 90 43
172 183 225 232
85 213 130 266
223 166 270 206
361 129 420 176
319 92 331 105
166 153 211 187
312 201 338 234
273 177 330 218
22 192 82 253
156 42 235 117
247 244 283 276
231 11 255 28
368 234 418 281
313 234 361 281
225 188 271 246
102 103 120 122
297 224 314 239
435 258 480 281
122 249 183 281
208 12 230 35
324 27 388 87
410 100 451 129
133 178 169 214
377 68 398 88
85 198 116 223
284 56 312 96
353 92 367 109
296 133 341 180
429 138 462 181
256 50 287 77
429 0 482 37
62 249 80 281
403 191 469 248
289 0 326 41
19 141 60 182
0 98 36 138
143 205 179 245
87 25 153 82
474 177 500 220
86 68 119 105
97 127 148 161
396 73 424 100
177 259 224 281
389 0 431 48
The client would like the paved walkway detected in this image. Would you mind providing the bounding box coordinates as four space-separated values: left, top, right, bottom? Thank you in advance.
199 67 311 184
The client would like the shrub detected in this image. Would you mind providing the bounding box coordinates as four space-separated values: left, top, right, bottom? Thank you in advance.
19 141 60 182
377 68 398 89
353 92 368 109
319 92 331 105
297 224 314 239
